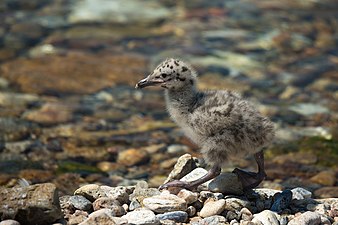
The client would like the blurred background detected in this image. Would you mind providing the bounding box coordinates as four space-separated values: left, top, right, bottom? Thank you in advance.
0 0 337 197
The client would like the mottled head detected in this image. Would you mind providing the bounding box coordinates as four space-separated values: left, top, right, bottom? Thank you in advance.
135 58 197 90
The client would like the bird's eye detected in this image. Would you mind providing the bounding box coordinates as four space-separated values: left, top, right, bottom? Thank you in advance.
161 73 167 78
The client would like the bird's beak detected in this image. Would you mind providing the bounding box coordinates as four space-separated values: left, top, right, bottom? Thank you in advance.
135 75 164 89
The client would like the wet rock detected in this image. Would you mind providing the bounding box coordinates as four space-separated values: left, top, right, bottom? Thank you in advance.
68 0 171 25
69 195 92 212
92 197 126 216
117 148 150 166
271 190 292 212
0 183 62 225
288 211 321 225
208 172 244 195
291 187 312 200
121 209 159 225
310 170 336 186
164 154 198 184
78 208 127 225
199 199 226 218
177 189 198 204
252 210 279 225
74 184 129 203
156 211 188 223
0 220 20 225
0 52 148 95
143 192 187 213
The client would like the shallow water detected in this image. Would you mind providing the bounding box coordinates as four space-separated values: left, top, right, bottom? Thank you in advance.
0 0 337 195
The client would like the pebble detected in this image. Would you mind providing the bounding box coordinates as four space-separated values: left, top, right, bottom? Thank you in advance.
117 148 150 166
314 187 338 198
167 144 189 154
240 208 253 221
92 197 126 216
143 193 187 213
208 172 244 195
252 210 279 225
121 209 160 225
180 168 210 190
224 196 252 212
271 189 292 212
199 215 227 225
69 195 92 212
163 154 197 184
156 211 188 223
199 199 226 218
310 170 336 186
291 187 312 200
187 205 197 217
68 210 88 225
177 189 198 204
0 220 21 225
288 211 321 225
74 184 129 203
78 208 127 225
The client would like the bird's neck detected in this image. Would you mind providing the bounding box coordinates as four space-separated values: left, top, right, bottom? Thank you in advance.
165 85 198 111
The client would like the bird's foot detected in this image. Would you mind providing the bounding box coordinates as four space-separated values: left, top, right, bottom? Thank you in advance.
159 180 196 191
232 168 266 191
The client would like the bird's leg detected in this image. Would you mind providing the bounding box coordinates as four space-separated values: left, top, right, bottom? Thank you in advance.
159 166 221 191
232 150 267 191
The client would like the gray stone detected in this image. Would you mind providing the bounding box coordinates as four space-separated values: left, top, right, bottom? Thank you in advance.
180 168 210 190
121 209 160 225
224 196 252 212
199 199 226 218
291 187 312 200
270 190 292 212
289 103 329 116
92 197 126 216
156 211 188 223
208 172 244 195
200 215 227 225
0 220 21 225
143 193 187 213
288 211 321 225
252 210 279 225
129 181 160 203
69 195 92 212
164 154 197 184
0 183 62 225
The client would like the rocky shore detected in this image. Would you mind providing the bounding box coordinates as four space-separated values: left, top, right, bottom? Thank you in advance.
0 154 337 225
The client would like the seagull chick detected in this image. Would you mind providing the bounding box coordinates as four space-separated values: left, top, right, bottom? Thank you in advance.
136 58 275 191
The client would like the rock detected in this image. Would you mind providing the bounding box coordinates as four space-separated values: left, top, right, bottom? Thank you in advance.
92 197 126 216
180 168 210 190
199 215 227 225
291 187 312 200
74 185 129 204
187 205 197 217
23 102 75 125
0 220 21 225
167 144 189 154
0 52 147 95
314 187 338 198
271 190 292 212
0 92 39 106
0 118 39 142
224 196 252 212
208 172 244 195
68 210 88 225
310 170 336 186
289 103 329 116
68 195 92 212
164 154 197 184
143 193 187 213
129 181 160 203
199 199 226 218
117 148 150 166
200 191 224 201
288 211 321 225
121 209 160 225
156 211 188 223
177 189 198 204
78 208 127 225
240 208 253 221
0 183 62 225
252 210 279 225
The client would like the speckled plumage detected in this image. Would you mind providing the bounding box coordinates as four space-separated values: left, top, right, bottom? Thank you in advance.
137 58 275 169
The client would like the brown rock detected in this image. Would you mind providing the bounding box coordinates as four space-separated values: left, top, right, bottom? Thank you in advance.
117 148 150 166
19 169 54 183
314 187 338 198
0 52 148 95
0 183 63 225
310 170 336 186
92 197 126 216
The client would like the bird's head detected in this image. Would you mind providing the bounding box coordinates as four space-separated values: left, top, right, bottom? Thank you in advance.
135 58 196 90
